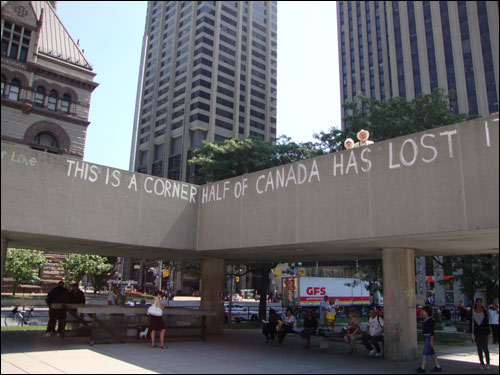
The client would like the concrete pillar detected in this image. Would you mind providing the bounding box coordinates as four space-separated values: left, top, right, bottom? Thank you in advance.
1 238 8 289
382 248 418 361
433 256 446 307
200 258 225 335
415 256 427 304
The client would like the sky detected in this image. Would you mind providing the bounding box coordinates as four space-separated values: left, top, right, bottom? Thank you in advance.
56 1 340 171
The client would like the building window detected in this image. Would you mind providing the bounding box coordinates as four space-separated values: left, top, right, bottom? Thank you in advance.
1 22 31 62
34 86 45 107
34 132 58 148
8 79 20 100
47 90 58 111
60 94 71 113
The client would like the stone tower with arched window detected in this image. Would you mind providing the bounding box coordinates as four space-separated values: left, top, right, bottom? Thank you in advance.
1 1 98 292
1 1 98 158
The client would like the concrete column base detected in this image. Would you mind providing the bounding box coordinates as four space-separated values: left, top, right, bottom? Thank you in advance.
382 248 418 361
200 258 225 335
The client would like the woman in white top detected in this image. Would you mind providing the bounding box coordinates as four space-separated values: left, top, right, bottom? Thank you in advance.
275 307 296 345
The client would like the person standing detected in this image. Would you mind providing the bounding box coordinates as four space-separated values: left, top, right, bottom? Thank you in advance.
67 282 86 329
353 129 374 147
470 298 491 370
416 305 442 373
488 304 499 345
319 295 330 329
108 286 120 305
45 280 70 337
149 291 167 348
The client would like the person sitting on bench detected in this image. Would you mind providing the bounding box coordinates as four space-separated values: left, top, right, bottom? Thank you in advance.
361 307 384 357
300 308 318 348
274 307 296 346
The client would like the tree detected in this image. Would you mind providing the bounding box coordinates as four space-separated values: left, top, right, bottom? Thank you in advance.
346 260 384 305
60 254 113 292
5 248 48 295
314 89 475 153
440 254 499 304
189 136 323 184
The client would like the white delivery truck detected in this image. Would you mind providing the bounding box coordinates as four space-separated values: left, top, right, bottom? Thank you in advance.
281 276 381 314
297 277 372 307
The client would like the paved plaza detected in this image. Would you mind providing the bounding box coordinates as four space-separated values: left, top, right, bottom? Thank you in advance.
1 329 498 374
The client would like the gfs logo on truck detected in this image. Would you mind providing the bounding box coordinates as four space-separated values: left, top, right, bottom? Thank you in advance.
306 287 326 295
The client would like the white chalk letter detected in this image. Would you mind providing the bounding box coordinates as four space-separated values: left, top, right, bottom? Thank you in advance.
420 134 438 164
439 130 457 158
400 139 418 167
389 142 401 169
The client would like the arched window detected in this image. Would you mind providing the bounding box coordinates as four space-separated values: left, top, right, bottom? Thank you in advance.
34 86 45 107
47 89 58 111
8 79 20 100
1 76 5 97
60 93 70 113
34 132 59 148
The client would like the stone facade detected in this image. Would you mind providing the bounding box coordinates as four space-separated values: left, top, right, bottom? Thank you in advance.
1 1 98 293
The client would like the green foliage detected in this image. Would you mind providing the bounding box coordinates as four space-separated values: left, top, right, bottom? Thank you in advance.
314 89 476 153
189 136 323 184
5 248 48 295
60 254 113 291
176 262 201 278
443 254 499 303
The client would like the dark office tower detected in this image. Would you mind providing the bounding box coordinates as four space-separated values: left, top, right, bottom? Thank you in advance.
130 1 278 183
337 1 498 129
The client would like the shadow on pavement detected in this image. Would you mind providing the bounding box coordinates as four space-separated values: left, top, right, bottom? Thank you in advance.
1 330 499 374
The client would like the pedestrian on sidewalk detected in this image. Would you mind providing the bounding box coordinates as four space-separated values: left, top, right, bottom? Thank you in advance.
488 304 499 345
45 280 70 337
470 298 491 370
416 305 442 373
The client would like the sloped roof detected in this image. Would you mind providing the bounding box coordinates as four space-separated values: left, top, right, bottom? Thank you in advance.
31 1 92 70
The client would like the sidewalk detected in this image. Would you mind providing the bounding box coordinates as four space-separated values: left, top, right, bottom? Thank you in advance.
1 329 498 374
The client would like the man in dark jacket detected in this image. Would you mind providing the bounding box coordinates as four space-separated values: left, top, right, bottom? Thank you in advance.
68 282 86 304
45 280 69 337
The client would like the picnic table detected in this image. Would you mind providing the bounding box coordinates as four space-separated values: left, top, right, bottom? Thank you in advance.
51 304 216 345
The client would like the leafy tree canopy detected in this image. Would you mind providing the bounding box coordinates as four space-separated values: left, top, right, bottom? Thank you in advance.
314 89 476 152
442 254 499 304
189 135 323 184
60 254 113 291
5 248 48 295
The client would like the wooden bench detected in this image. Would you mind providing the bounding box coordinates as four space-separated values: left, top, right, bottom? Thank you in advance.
51 304 216 345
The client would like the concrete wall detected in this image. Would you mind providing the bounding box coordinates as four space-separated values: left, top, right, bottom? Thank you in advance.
1 115 498 260
197 115 499 254
1 144 199 255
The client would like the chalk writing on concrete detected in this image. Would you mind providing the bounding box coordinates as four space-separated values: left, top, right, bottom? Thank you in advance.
65 160 198 204
1 150 37 167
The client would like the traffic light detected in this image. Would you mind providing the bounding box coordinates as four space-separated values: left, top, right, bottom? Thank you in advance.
297 262 302 267
275 267 281 276
235 276 240 283
163 268 170 278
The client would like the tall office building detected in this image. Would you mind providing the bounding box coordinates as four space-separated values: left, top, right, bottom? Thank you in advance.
125 1 277 295
130 1 278 184
337 1 498 128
